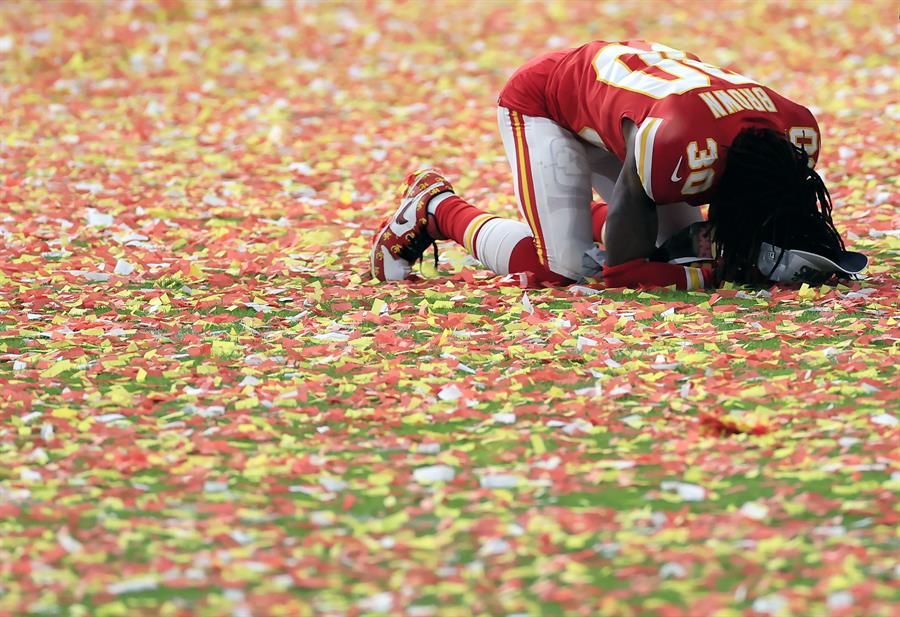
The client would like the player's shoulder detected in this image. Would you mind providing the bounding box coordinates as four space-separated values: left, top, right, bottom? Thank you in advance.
758 85 818 129
632 95 728 205
633 87 821 204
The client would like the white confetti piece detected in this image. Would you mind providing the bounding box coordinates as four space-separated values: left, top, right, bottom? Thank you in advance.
57 528 83 554
76 182 106 195
319 477 347 492
413 465 455 484
827 591 854 610
650 361 679 370
567 419 592 433
359 592 393 613
203 481 229 493
310 511 336 526
202 192 227 207
521 292 534 315
289 161 314 174
107 576 158 595
478 538 511 556
621 414 644 428
534 456 560 470
576 336 598 351
456 362 476 374
479 474 521 489
659 562 687 579
113 259 135 275
574 384 602 397
871 413 897 426
661 481 706 502
752 594 787 615
20 468 42 482
21 412 42 424
68 270 111 282
195 406 225 418
569 285 603 296
492 412 516 424
85 208 113 226
114 232 150 245
740 501 769 520
96 413 127 424
313 332 349 342
415 443 441 454
599 460 636 470
438 384 462 401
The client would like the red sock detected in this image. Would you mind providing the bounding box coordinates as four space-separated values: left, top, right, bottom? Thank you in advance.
591 200 608 243
435 195 571 285
434 196 494 246
508 237 572 285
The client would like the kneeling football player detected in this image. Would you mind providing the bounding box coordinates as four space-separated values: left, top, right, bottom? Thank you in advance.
371 40 865 288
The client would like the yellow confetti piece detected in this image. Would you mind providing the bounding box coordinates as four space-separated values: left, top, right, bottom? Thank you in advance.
41 360 72 378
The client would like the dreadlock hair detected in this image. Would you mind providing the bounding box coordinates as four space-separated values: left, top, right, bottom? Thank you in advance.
707 127 845 285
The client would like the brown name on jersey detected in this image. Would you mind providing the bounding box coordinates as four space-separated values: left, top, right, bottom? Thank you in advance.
698 87 777 118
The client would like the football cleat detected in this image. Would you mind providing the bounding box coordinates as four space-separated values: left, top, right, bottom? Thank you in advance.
370 168 454 281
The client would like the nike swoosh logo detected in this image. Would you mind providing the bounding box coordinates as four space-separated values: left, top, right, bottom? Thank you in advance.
396 200 413 224
671 156 684 182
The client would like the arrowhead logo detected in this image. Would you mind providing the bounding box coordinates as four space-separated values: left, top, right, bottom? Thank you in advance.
671 156 684 182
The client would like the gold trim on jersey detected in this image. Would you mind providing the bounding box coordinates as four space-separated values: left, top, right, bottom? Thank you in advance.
634 117 663 201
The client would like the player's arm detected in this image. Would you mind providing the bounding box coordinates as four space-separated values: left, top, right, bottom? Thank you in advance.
602 119 713 290
603 119 658 266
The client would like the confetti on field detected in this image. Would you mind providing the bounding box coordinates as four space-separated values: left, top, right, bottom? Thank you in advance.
0 1 898 616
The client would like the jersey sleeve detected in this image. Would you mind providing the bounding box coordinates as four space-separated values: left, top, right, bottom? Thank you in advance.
632 116 696 205
766 88 822 168
786 119 821 168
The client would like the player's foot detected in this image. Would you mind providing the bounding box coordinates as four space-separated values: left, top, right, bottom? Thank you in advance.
370 168 454 281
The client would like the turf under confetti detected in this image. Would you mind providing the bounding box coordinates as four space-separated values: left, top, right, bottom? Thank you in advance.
0 1 898 616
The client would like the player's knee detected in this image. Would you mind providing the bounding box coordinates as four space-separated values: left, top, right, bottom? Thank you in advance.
531 256 573 285
544 238 594 281
509 237 573 285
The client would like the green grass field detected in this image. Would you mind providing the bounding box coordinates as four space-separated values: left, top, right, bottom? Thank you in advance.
0 1 897 616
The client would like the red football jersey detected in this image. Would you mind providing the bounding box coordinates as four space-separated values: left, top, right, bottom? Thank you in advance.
498 40 820 206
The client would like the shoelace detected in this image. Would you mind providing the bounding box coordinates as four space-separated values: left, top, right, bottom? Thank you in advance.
398 232 439 273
